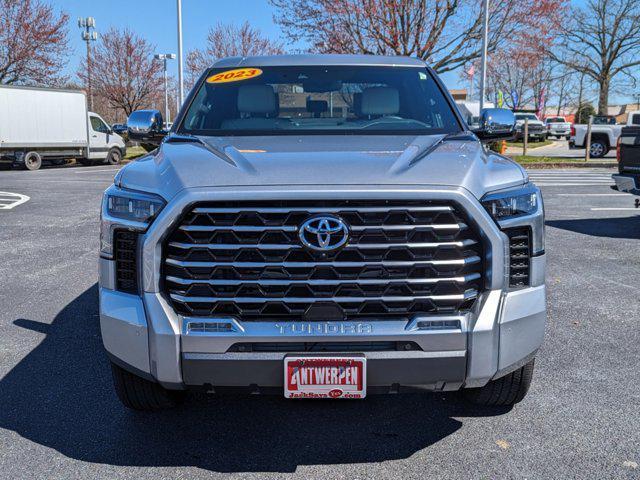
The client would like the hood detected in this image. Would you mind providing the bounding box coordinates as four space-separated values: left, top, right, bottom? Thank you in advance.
119 134 526 200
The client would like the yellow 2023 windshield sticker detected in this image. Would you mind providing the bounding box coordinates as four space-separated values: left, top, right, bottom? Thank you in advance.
206 68 263 84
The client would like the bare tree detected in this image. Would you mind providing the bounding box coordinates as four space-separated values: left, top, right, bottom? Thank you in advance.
549 0 640 114
186 22 284 88
0 0 69 85
485 50 536 109
78 28 163 118
270 0 567 74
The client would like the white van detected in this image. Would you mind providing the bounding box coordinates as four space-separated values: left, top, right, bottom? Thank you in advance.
0 85 126 170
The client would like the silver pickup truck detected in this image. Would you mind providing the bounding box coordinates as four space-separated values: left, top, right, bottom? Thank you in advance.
99 55 546 410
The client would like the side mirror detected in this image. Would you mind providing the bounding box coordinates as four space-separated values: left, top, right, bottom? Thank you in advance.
127 109 166 149
473 108 516 142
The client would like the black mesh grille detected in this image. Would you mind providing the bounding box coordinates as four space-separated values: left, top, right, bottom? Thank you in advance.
506 227 531 288
162 200 484 321
115 230 139 293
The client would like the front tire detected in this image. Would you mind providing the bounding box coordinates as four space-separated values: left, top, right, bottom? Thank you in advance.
111 362 185 411
463 358 535 407
24 151 42 171
105 147 122 165
589 141 608 158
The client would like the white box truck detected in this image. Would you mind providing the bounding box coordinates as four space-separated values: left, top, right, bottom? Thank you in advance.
0 85 126 170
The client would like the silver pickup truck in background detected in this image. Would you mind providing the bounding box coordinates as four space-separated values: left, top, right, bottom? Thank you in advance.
544 116 571 140
570 111 640 158
99 54 546 411
514 112 547 142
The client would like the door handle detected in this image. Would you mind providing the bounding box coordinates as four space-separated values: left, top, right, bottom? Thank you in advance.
92 135 97 138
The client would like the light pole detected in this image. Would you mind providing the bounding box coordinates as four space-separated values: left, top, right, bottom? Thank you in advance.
78 17 98 111
176 0 184 107
155 53 176 125
479 0 489 112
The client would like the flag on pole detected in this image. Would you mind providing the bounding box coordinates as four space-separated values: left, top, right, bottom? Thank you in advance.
537 87 546 117
511 90 519 109
467 64 475 99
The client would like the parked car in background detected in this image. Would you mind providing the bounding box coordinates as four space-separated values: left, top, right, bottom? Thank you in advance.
101 54 545 411
112 123 128 135
570 111 640 158
514 113 546 142
0 85 126 170
545 116 571 140
612 125 640 195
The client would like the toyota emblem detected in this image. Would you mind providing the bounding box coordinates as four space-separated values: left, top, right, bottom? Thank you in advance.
299 216 349 252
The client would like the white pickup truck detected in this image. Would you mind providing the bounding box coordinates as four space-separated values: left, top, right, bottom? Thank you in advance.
544 116 571 139
570 111 640 158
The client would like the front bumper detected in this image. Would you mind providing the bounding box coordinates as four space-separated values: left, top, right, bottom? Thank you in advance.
99 185 546 393
100 261 546 392
548 128 570 136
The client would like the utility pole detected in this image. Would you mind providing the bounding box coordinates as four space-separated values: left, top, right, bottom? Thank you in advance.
479 0 489 112
176 0 184 107
635 93 640 111
155 53 176 126
78 17 98 111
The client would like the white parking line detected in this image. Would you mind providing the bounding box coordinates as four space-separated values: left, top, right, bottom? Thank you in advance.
535 183 613 186
0 191 30 210
590 208 639 211
528 170 615 187
7 179 111 184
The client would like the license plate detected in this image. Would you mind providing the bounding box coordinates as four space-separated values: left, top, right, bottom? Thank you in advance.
284 356 366 399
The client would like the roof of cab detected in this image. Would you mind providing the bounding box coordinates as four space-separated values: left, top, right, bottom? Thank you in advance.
211 54 427 69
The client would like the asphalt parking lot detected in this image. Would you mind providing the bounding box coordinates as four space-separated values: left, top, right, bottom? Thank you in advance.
0 165 638 479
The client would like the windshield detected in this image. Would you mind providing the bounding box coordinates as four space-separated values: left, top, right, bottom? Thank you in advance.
515 114 538 121
546 117 565 123
178 65 461 136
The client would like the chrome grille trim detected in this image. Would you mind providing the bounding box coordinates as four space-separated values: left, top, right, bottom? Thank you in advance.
179 223 467 232
170 292 478 304
178 223 466 232
167 239 477 250
165 256 481 268
180 225 299 232
166 273 481 286
192 206 454 214
162 200 484 321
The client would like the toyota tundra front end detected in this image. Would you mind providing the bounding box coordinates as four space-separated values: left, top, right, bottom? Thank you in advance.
99 55 545 410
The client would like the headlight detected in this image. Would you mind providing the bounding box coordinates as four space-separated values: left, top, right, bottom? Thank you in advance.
481 184 539 220
100 185 166 257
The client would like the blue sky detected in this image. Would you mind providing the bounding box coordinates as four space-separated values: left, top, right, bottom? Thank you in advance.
57 0 289 81
52 0 622 104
